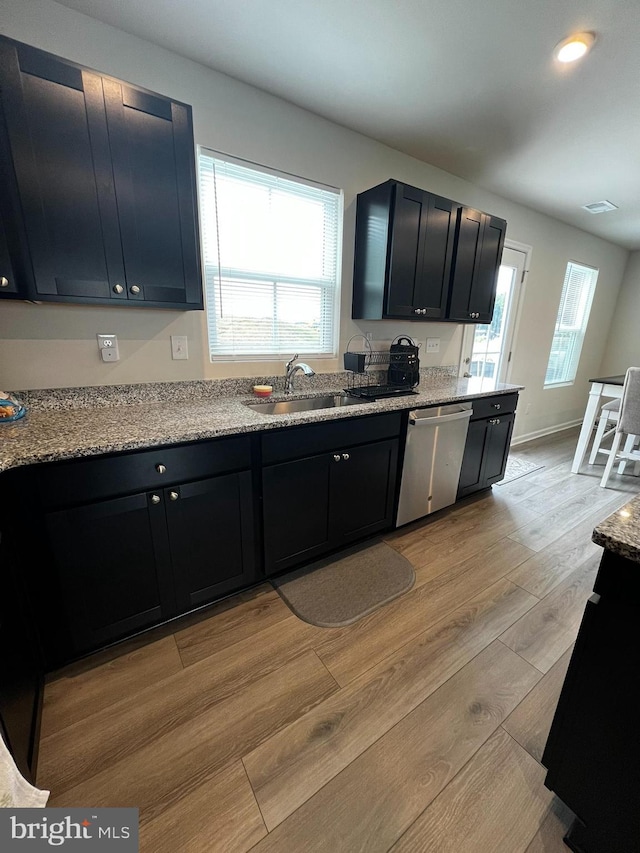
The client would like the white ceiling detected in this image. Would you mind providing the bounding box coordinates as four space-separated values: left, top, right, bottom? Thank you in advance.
56 0 640 249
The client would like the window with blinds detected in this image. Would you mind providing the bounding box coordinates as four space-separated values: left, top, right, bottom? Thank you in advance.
198 150 342 360
544 261 599 387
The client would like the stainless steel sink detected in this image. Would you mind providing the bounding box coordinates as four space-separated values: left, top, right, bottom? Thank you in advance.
246 394 367 415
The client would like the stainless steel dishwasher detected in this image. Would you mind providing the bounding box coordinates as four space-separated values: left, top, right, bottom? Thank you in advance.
395 403 473 526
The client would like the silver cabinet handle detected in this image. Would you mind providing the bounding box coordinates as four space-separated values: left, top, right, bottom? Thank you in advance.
489 418 501 425
414 308 421 314
333 454 341 462
150 494 161 504
0 277 9 288
130 285 141 295
113 283 124 294
156 464 167 474
342 453 350 461
492 403 501 409
169 490 179 501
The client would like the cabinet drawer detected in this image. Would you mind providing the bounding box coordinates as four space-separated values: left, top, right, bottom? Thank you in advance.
35 435 252 508
469 393 518 420
262 412 402 465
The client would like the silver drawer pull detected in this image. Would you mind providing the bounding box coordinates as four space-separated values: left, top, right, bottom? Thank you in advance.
0 277 9 288
342 453 350 461
156 464 167 474
150 494 161 504
492 403 501 409
333 454 341 462
169 490 179 501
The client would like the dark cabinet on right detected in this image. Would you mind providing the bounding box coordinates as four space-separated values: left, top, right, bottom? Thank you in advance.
352 179 506 324
542 548 640 852
457 393 517 498
446 208 507 323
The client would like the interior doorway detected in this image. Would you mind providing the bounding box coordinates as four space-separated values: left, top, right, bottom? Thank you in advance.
459 244 528 382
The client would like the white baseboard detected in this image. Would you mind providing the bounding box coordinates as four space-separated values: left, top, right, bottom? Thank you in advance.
510 418 583 447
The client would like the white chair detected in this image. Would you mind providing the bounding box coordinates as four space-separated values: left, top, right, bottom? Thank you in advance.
600 367 640 488
588 398 620 464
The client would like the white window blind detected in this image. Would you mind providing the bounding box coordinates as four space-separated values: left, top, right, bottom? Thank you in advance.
198 150 342 359
544 261 599 387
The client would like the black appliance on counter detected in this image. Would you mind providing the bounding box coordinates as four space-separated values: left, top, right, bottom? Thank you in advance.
343 335 420 400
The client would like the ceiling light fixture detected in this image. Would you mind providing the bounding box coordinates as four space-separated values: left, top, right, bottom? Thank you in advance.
554 32 596 63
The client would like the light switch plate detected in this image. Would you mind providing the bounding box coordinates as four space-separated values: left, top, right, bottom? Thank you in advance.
171 335 189 360
97 334 119 362
426 338 440 353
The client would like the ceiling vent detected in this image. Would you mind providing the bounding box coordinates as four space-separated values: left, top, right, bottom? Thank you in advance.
582 200 618 214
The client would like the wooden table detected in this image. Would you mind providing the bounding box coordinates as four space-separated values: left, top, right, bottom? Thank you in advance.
571 374 625 474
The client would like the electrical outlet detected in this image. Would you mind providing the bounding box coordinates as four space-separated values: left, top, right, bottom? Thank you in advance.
171 335 189 360
426 338 440 353
97 334 119 362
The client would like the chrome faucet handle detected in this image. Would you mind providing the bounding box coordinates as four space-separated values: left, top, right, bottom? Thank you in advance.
285 354 299 373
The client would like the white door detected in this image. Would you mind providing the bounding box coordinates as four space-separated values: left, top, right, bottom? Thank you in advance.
459 245 527 382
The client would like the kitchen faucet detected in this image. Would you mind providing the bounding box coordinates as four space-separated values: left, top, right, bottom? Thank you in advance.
284 354 315 394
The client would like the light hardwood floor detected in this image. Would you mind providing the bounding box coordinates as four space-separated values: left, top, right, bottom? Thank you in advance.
37 427 640 852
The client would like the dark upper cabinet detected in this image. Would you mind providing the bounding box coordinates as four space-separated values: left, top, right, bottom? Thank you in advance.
352 179 506 324
352 180 457 320
0 35 203 309
447 208 507 323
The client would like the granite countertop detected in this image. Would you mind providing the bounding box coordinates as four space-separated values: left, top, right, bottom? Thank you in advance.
592 494 640 564
0 370 523 474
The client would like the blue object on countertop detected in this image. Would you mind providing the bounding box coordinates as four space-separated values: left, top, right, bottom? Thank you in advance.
0 394 26 422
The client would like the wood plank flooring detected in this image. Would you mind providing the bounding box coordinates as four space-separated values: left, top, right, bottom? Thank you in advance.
37 427 640 852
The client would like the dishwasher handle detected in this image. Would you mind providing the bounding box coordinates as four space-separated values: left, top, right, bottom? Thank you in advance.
409 408 473 426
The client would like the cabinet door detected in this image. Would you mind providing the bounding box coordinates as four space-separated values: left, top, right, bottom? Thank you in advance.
543 598 640 850
45 491 175 654
448 208 506 323
457 419 488 497
0 542 42 783
102 79 202 308
263 454 332 575
483 413 515 485
0 39 125 302
167 472 256 612
0 210 19 297
330 439 398 544
387 185 454 319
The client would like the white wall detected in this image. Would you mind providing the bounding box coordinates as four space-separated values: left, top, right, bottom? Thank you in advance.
599 251 640 375
0 0 629 439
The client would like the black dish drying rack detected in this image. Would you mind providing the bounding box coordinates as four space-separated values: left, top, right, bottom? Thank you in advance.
342 335 420 400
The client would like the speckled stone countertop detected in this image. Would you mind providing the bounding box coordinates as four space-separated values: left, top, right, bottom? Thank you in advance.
592 494 640 564
0 369 523 474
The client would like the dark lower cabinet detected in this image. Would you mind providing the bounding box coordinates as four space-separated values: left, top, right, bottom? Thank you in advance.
23 436 256 665
262 414 401 575
457 394 517 498
542 549 640 852
167 473 255 613
263 438 398 575
0 534 43 783
45 491 175 654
